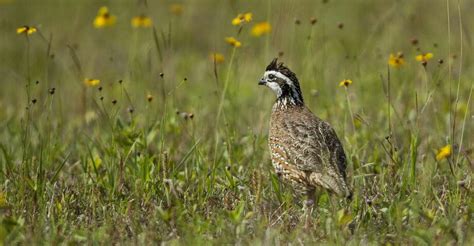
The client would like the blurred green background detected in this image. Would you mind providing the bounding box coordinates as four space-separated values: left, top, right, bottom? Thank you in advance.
0 0 473 244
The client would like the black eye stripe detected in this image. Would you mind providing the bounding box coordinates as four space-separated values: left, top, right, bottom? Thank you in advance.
269 74 276 79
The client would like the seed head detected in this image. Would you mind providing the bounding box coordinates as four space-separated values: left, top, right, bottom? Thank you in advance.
177 111 194 120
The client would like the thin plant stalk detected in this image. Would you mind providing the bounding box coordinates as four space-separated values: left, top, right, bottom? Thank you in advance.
446 0 453 143
216 47 237 126
211 47 237 187
22 35 32 168
452 0 464 164
344 87 355 132
456 85 472 165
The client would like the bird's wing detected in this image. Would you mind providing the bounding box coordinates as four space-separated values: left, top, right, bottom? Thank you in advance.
320 121 348 179
282 113 349 196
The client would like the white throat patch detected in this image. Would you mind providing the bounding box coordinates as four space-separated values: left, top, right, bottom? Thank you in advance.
265 82 282 97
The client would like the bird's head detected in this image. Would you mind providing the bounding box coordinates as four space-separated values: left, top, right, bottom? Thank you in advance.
259 58 304 105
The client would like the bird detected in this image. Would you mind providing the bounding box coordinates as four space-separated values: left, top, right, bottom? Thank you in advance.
258 58 351 219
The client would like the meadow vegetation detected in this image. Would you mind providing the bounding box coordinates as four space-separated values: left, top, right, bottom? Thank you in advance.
0 0 473 244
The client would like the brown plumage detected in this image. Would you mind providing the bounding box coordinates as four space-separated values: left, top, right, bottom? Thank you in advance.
259 58 351 203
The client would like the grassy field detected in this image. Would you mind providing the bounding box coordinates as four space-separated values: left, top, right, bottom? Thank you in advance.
0 0 473 244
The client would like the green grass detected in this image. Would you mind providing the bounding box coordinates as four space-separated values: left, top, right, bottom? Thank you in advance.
0 0 473 244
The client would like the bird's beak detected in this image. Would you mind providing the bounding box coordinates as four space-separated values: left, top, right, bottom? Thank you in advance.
258 79 266 85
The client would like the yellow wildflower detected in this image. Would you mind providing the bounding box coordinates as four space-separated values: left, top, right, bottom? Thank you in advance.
84 78 100 87
131 15 153 28
339 79 353 87
225 37 241 48
415 52 433 65
16 26 37 35
169 4 183 16
232 12 252 25
251 22 271 37
436 144 452 161
210 52 225 63
388 52 405 68
93 6 116 28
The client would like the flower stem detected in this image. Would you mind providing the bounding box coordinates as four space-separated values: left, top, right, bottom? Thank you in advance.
345 88 355 132
215 47 236 126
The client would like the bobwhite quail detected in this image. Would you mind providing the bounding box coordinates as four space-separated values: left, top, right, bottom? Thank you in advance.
259 58 351 212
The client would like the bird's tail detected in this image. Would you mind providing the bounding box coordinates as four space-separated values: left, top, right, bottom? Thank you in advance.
308 173 352 200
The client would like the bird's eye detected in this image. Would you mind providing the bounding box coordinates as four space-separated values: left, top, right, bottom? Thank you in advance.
269 74 275 80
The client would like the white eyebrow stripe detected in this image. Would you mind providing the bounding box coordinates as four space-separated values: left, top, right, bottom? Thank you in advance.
264 71 293 86
264 70 302 103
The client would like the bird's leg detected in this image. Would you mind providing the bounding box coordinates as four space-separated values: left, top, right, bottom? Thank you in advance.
303 190 316 229
303 199 314 229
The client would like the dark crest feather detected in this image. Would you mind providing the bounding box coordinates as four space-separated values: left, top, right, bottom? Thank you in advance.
266 58 279 71
264 58 304 104
265 58 296 81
